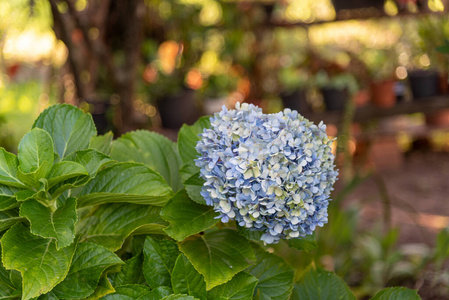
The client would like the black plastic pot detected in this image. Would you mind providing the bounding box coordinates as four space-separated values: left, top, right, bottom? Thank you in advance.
408 70 439 100
280 89 309 113
320 87 349 111
332 0 384 11
157 87 199 129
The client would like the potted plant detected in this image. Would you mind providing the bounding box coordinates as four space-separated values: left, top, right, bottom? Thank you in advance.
200 73 240 115
315 70 359 111
278 68 310 113
361 48 397 108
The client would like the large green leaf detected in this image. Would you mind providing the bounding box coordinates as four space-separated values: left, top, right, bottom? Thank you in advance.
78 203 166 251
370 287 421 300
39 292 59 299
111 130 183 192
286 234 317 252
85 275 115 299
178 116 210 164
0 148 25 188
109 254 145 287
89 131 113 155
162 295 199 300
52 242 123 299
19 197 77 249
0 185 21 211
161 190 218 241
172 254 207 299
0 209 24 232
77 163 173 207
64 149 112 178
17 128 54 175
248 249 295 300
291 267 355 300
47 161 88 188
0 224 76 300
103 285 172 300
0 257 20 299
207 272 258 300
179 229 256 290
143 236 180 289
33 104 97 159
182 172 206 205
102 284 151 299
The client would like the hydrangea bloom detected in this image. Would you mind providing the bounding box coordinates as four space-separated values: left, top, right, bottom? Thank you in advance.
195 103 338 244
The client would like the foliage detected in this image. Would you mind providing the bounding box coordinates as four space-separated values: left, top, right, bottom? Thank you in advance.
314 70 359 94
0 104 422 299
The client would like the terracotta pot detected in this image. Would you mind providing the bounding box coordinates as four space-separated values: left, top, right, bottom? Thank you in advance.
371 79 396 109
426 109 449 127
354 89 370 107
439 72 448 94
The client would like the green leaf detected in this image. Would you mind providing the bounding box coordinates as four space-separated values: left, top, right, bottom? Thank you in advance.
0 256 20 299
0 224 76 300
236 226 263 242
286 234 317 252
77 162 173 207
78 203 166 251
144 286 173 300
64 149 112 178
162 295 199 300
0 185 21 211
0 209 24 231
19 197 77 249
172 254 207 299
0 148 25 188
111 130 183 192
102 284 151 299
161 190 219 241
109 254 145 287
179 229 256 291
53 242 123 299
47 161 88 188
370 287 421 300
85 275 115 299
89 131 113 155
33 104 97 159
248 250 295 300
183 172 206 205
17 161 51 190
17 128 54 175
143 236 180 288
207 272 258 300
291 267 355 300
178 116 210 164
38 292 59 299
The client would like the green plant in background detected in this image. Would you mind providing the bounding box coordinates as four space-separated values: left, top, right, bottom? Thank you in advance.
416 15 449 71
314 70 359 94
0 104 423 299
278 68 310 94
360 48 398 81
200 73 239 100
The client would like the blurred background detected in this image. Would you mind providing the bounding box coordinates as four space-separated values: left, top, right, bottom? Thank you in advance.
2 0 449 298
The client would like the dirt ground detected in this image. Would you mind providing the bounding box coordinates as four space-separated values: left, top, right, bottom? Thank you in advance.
343 150 449 246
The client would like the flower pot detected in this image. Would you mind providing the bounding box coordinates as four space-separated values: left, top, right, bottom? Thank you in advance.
332 0 384 11
280 89 309 113
370 79 396 108
408 69 439 100
354 89 370 107
426 110 449 127
157 87 199 129
320 87 348 111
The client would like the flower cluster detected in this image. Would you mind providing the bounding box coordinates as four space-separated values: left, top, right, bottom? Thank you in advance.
195 103 338 244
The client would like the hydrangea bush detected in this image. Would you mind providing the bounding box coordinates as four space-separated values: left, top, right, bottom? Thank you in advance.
0 104 420 299
196 103 338 244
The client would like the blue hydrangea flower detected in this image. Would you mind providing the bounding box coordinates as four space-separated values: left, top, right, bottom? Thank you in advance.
195 103 338 244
